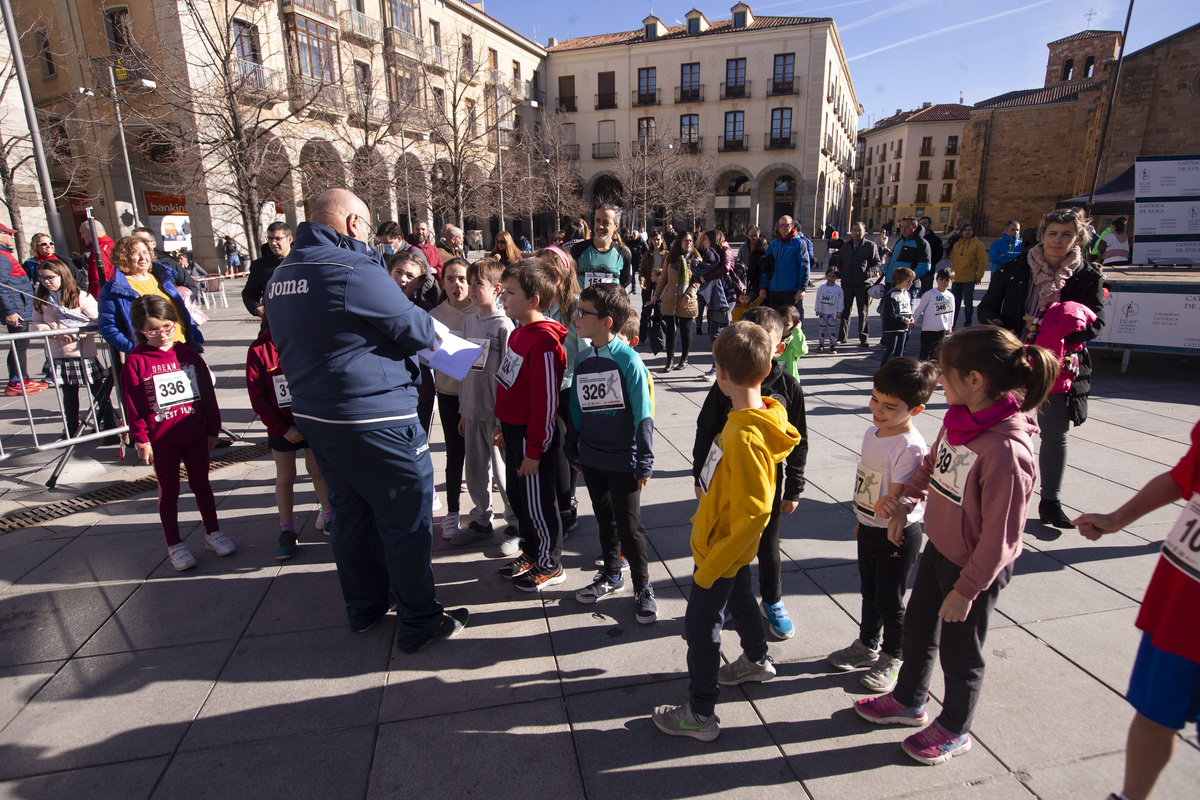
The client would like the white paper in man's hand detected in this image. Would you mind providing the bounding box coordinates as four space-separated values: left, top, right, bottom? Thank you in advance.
418 318 484 380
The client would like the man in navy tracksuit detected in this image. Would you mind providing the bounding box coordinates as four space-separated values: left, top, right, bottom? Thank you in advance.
265 189 468 653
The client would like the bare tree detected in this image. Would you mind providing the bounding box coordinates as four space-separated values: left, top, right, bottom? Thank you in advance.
421 33 519 230
511 109 586 233
111 0 344 257
0 21 102 260
665 149 717 232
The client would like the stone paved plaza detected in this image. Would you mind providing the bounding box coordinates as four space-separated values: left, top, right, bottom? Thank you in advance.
0 288 1197 799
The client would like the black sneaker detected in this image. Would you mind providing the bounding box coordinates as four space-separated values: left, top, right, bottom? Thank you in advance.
635 585 657 624
349 609 389 633
498 555 534 579
274 530 297 560
399 608 470 654
513 563 566 592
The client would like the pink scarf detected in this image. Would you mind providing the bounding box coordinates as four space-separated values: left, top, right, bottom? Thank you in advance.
1027 244 1082 309
943 393 1021 445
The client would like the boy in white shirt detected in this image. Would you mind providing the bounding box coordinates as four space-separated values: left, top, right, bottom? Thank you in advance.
815 268 845 354
913 268 956 361
828 357 938 693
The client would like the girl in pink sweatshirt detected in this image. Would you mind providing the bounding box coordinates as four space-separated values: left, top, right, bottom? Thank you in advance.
855 326 1060 766
121 295 233 571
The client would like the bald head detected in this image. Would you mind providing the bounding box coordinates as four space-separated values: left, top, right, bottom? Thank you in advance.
309 189 372 242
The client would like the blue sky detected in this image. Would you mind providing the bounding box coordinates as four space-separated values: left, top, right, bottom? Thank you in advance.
485 0 1185 128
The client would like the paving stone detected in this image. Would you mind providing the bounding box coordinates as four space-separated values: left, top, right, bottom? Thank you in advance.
0 756 168 800
368 699 585 800
77 574 270 657
157 726 375 800
567 678 804 799
1018 745 1200 799
996 550 1139 624
891 773 1036 799
1024 607 1141 695
0 661 61 730
738 660 1006 799
1021 531 1161 601
243 562 346 636
965 626 1132 770
9 528 171 590
0 640 234 779
546 568 690 696
0 529 69 591
379 590 560 722
181 626 389 751
0 582 137 667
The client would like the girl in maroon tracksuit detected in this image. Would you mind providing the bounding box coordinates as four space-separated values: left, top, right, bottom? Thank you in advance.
121 295 233 572
245 319 332 560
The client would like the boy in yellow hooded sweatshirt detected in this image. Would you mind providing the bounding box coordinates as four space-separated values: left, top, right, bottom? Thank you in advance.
652 321 800 741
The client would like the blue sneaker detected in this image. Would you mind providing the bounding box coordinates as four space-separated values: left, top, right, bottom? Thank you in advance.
761 600 794 640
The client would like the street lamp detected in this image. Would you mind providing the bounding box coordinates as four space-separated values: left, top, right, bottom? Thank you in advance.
545 156 560 234
79 62 152 230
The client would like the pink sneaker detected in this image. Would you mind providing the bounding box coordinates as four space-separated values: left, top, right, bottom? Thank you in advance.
854 692 928 726
902 720 972 765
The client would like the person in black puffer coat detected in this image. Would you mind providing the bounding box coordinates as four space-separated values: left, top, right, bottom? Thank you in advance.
977 207 1105 530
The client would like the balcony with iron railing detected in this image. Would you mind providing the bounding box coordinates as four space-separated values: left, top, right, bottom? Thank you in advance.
920 145 934 156
286 0 338 20
719 80 750 100
350 96 389 126
593 141 619 158
675 85 704 103
718 135 746 152
940 189 954 203
678 137 702 154
918 166 931 180
426 44 452 71
518 80 545 106
768 78 797 96
233 58 284 99
765 132 796 150
90 55 155 87
384 27 423 58
595 92 618 110
289 74 345 111
562 143 580 160
340 9 383 42
915 188 929 203
943 166 956 180
946 142 959 156
558 95 577 112
632 88 661 107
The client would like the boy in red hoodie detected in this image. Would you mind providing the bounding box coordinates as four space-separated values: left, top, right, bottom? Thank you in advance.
121 295 233 571
246 319 333 560
494 259 568 592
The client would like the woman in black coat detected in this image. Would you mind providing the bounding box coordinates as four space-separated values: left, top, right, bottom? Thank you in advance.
977 208 1105 528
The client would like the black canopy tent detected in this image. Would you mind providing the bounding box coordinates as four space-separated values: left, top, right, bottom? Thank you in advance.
1058 165 1135 214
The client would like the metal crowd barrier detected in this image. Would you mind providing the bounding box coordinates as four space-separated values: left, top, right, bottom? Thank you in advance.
0 324 128 486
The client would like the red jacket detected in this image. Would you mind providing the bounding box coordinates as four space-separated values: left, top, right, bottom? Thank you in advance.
85 235 115 296
407 235 445 280
245 328 295 437
494 317 567 460
121 343 220 446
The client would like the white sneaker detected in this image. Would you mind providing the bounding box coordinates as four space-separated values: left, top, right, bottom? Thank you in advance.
315 512 328 533
441 512 460 539
167 543 196 571
204 531 237 556
701 369 717 383
432 490 442 512
861 652 902 693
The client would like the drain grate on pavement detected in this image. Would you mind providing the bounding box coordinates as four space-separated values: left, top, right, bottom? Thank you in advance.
0 442 270 533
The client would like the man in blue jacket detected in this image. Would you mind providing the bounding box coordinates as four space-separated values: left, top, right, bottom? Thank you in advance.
759 216 811 317
265 188 469 653
884 216 932 288
988 219 1022 273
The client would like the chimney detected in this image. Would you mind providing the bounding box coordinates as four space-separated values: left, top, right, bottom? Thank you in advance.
922 101 931 108
548 36 557 47
895 108 901 115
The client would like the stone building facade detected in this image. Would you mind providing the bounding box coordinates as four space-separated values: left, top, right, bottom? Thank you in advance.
952 24 1200 237
853 103 969 234
544 4 860 239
